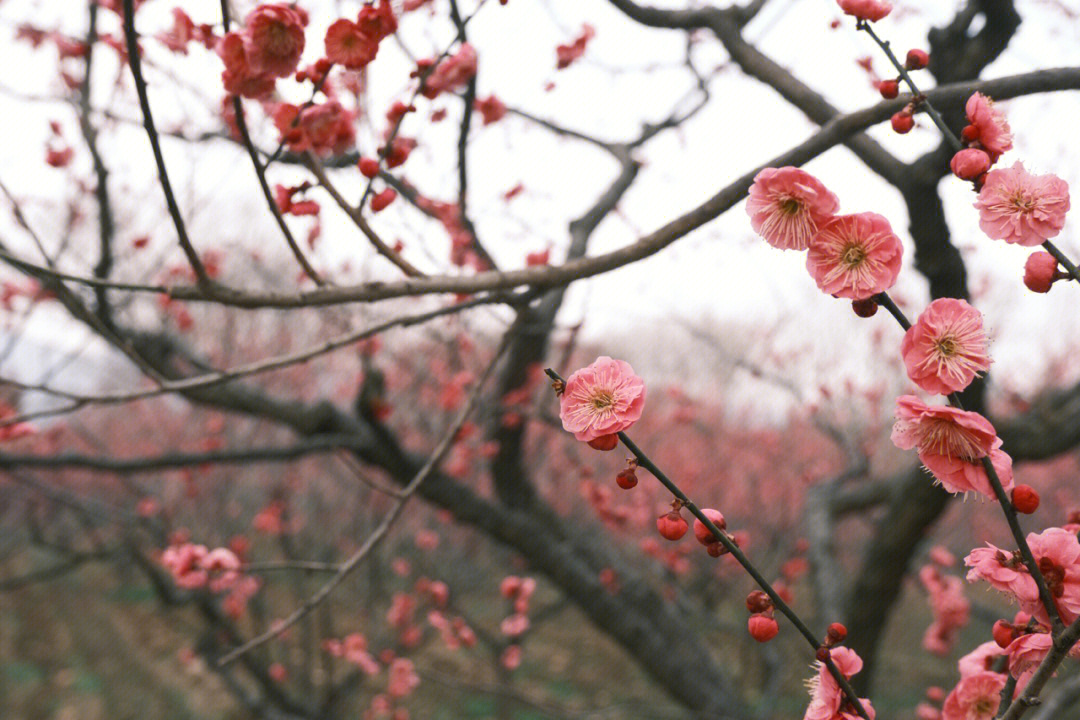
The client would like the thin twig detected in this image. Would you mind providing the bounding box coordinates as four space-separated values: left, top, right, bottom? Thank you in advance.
218 332 512 665
120 0 211 285
0 291 531 428
545 368 872 720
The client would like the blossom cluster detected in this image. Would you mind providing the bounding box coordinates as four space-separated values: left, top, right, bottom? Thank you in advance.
546 8 1080 720
160 539 259 618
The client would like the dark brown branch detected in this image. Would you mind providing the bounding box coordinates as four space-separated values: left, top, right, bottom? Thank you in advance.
0 435 372 473
159 67 1080 309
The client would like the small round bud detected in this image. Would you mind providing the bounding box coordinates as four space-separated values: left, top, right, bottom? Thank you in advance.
615 467 637 490
852 298 878 317
358 157 380 178
693 508 727 545
961 124 980 143
656 511 688 541
891 111 914 134
1012 485 1040 514
878 79 899 99
905 48 929 70
587 434 619 451
1024 252 1059 294
371 188 398 213
992 619 1015 649
827 622 848 643
314 58 332 75
950 148 991 180
746 590 772 614
815 646 831 662
748 614 779 643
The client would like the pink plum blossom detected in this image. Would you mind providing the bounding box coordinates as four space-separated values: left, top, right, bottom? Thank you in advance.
974 163 1070 246
965 93 1013 162
242 4 306 78
942 672 1005 720
836 0 892 22
901 298 991 395
892 396 1012 498
803 647 875 720
746 166 839 250
958 642 1006 679
806 213 903 300
965 543 1032 599
559 356 646 443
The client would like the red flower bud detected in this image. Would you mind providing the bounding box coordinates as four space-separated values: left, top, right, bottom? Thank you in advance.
878 79 899 99
615 467 638 490
891 111 914 134
587 434 619 451
371 188 397 212
1024 252 1059 294
852 298 878 317
827 622 848 643
905 48 929 70
656 511 688 541
748 614 779 643
358 156 380 178
692 508 726 545
950 148 991 180
992 619 1015 649
1012 485 1040 514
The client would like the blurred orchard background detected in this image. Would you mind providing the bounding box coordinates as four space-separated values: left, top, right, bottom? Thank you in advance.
1 0 1080 718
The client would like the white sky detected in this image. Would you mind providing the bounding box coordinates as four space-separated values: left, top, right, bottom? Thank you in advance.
2 0 1080 416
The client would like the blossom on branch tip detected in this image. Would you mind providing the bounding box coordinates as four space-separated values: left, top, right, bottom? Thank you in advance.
965 93 1012 162
241 4 306 78
746 166 839 251
836 0 892 22
558 356 645 442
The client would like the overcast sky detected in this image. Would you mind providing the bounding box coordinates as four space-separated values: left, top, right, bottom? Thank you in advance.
2 0 1080 415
